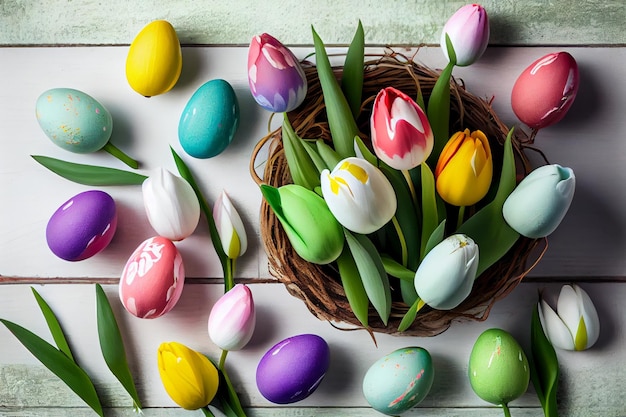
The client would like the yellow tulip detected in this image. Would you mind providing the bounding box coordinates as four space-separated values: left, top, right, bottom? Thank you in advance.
157 342 219 410
435 129 493 206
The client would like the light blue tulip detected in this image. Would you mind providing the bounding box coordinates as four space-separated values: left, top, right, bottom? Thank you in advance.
502 164 575 238
414 234 479 310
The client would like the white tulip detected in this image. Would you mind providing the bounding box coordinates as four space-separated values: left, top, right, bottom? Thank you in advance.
142 167 200 241
213 190 247 259
538 284 600 351
320 157 397 234
414 234 479 310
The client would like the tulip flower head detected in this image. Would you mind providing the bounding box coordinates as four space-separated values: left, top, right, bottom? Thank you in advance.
208 284 256 351
142 167 200 241
213 190 247 259
414 234 479 310
441 3 490 67
435 129 493 207
321 157 397 234
538 284 600 351
248 33 308 113
503 164 575 238
370 87 434 170
157 342 219 410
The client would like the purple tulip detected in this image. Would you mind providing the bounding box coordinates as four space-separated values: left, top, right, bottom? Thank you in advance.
248 33 307 112
441 4 490 67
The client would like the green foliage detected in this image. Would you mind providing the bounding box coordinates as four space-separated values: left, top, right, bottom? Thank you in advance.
530 302 560 417
32 155 147 185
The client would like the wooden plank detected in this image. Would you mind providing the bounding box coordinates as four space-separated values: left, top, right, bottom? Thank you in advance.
0 1 624 46
1 46 625 280
0 282 624 416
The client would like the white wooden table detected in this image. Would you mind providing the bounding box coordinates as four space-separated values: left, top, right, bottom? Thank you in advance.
1 2 626 416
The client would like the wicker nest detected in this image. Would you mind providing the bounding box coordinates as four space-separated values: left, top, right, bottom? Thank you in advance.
250 51 545 337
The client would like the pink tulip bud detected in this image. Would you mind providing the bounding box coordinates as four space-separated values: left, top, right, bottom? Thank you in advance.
247 33 307 113
208 284 256 351
441 4 490 67
370 87 434 170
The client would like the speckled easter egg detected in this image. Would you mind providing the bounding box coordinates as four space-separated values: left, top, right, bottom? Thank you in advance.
46 190 117 261
511 52 579 130
468 328 530 406
178 79 240 159
362 347 434 415
256 334 330 404
119 236 185 319
36 88 113 153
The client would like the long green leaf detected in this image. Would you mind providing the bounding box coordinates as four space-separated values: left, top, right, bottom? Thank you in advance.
397 297 425 332
336 245 370 327
95 284 142 411
171 147 230 288
457 129 520 276
420 163 439 259
282 114 321 190
315 139 342 170
380 255 415 283
32 155 147 186
344 230 391 325
530 303 559 417
301 140 329 174
341 20 365 119
312 26 359 159
31 287 74 362
423 220 447 257
0 319 104 416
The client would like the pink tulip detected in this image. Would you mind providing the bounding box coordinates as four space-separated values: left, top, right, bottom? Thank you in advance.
370 87 434 170
441 4 490 67
208 284 256 351
247 33 307 113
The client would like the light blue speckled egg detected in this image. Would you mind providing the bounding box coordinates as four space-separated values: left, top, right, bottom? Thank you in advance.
363 347 434 415
36 88 113 153
178 79 240 159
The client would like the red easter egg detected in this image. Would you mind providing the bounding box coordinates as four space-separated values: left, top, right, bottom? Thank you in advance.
119 236 185 319
511 52 579 130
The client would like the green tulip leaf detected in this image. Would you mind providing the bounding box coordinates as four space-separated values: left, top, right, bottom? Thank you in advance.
420 163 439 259
354 135 378 166
210 359 247 417
95 284 142 411
282 114 321 190
397 297 426 332
300 139 329 174
426 34 457 167
32 155 147 186
457 129 520 276
380 254 415 283
316 139 342 170
259 184 284 220
0 319 104 417
101 141 139 169
336 245 370 327
31 287 74 362
341 20 365 119
423 219 447 258
344 230 391 325
530 302 559 417
312 26 359 159
171 147 231 290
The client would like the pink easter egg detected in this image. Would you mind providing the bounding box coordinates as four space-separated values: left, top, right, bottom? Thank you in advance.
119 236 185 319
511 51 579 130
46 190 117 261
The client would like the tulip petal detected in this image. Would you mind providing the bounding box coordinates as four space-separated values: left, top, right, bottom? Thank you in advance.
538 300 575 350
574 285 600 349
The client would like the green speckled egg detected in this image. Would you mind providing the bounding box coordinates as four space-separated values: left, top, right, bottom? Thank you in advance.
36 88 113 153
178 79 240 159
363 347 434 415
468 328 530 405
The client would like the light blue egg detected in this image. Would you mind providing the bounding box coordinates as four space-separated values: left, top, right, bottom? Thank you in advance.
178 79 240 159
363 347 434 415
35 88 113 153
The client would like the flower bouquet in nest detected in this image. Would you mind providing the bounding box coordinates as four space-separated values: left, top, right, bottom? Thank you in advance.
248 5 577 337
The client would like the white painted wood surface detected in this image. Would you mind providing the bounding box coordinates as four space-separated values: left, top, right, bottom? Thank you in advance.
1 45 625 416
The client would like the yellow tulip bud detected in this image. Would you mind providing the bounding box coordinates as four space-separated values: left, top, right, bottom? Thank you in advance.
435 129 493 206
157 342 219 410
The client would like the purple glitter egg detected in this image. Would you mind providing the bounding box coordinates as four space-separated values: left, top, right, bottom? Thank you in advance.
46 190 117 261
256 334 330 404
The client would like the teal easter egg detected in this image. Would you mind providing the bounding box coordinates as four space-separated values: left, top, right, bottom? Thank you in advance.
35 88 113 153
178 79 240 158
363 347 434 415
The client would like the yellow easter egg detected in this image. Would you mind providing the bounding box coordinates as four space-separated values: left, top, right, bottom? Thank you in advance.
126 20 182 97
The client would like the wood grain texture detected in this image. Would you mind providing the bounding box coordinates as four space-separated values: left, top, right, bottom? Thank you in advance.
0 0 625 46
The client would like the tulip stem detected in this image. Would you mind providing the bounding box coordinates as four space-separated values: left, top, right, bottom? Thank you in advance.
218 349 228 371
225 258 235 293
201 407 215 417
391 216 408 267
457 206 466 230
501 403 512 417
102 142 139 169
402 170 419 213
